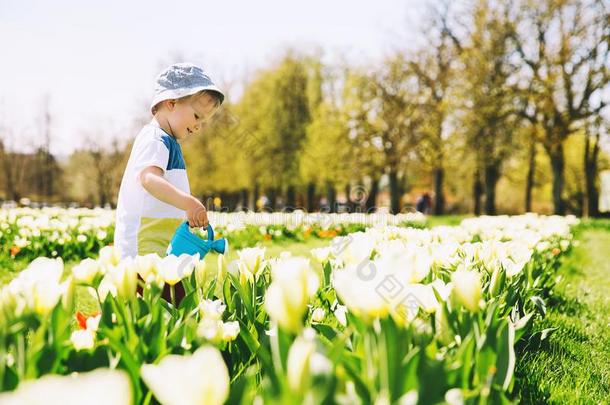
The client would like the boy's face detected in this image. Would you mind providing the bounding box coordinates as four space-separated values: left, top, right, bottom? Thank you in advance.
165 92 220 139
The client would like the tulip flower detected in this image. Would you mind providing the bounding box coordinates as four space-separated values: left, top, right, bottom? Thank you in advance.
237 247 266 280
0 368 132 405
158 253 199 286
265 257 319 333
141 346 229 405
287 332 316 393
70 329 95 351
105 258 138 300
332 260 389 321
451 269 482 312
311 307 326 323
72 258 103 285
99 245 122 267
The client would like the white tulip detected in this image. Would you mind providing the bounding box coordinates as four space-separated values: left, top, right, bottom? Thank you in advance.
141 346 229 405
135 253 162 283
105 258 138 299
197 319 223 343
194 258 216 288
310 247 332 263
199 299 226 321
445 388 464 405
97 276 117 301
70 329 95 351
8 257 65 316
287 332 316 392
237 247 266 278
72 258 103 285
0 368 132 405
332 260 389 320
159 253 199 286
221 321 240 342
334 304 348 327
85 313 101 332
451 269 482 312
99 245 122 267
265 257 319 333
311 307 326 323
33 282 65 316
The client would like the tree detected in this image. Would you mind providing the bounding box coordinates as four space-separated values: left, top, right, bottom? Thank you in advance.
512 0 609 214
458 0 522 215
355 54 424 214
184 103 251 210
407 2 462 215
300 101 352 213
341 69 387 212
235 51 312 211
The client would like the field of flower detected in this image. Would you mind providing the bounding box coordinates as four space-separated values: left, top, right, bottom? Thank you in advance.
0 209 590 404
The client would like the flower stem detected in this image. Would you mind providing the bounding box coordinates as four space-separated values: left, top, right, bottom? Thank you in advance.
170 285 176 307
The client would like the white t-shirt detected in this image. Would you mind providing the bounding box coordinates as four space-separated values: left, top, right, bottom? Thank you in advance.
114 118 189 258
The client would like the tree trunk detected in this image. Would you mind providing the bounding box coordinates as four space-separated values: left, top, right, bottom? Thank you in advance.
484 164 499 215
252 183 260 211
326 181 336 213
548 142 566 215
344 184 354 212
388 169 401 214
584 131 600 218
525 139 536 213
473 167 483 216
239 188 249 211
365 177 379 213
433 167 445 215
2 154 19 201
306 182 316 212
267 188 277 211
285 185 296 212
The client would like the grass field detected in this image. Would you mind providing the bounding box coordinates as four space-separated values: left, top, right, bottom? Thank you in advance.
516 222 610 404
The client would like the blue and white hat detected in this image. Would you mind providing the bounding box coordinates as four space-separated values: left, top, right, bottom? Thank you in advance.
150 63 225 113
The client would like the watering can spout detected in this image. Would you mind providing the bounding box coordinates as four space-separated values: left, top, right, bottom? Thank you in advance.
166 222 228 258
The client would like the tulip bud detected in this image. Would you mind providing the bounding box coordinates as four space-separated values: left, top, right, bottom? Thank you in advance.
451 269 482 313
287 333 316 393
311 307 326 323
489 265 505 296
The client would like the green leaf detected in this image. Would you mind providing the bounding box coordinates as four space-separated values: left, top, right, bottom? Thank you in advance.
494 321 515 391
530 296 547 317
313 324 338 342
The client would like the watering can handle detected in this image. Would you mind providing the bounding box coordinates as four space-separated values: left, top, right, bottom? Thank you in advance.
185 221 215 241
205 224 214 241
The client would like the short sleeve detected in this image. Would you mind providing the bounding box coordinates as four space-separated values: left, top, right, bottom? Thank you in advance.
131 130 170 182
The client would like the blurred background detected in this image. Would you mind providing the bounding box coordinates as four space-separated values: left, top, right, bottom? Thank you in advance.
0 0 608 216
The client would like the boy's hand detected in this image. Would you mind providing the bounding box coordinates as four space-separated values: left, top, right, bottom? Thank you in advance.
185 196 209 228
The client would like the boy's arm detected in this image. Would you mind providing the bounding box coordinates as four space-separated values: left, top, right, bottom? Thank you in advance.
138 166 208 228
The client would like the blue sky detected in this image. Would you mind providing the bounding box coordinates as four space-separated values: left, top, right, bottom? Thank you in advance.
0 0 423 155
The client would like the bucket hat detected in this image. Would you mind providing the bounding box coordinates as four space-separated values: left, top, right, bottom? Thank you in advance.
150 63 224 113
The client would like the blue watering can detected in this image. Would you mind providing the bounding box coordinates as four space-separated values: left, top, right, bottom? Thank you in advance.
166 222 228 258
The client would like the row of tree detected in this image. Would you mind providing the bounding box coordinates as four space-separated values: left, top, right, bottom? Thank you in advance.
1 0 608 215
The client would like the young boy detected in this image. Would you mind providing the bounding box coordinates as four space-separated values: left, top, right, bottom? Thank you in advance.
114 63 224 259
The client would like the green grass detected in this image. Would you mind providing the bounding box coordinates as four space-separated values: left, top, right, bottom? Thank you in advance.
424 214 470 228
516 224 610 404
